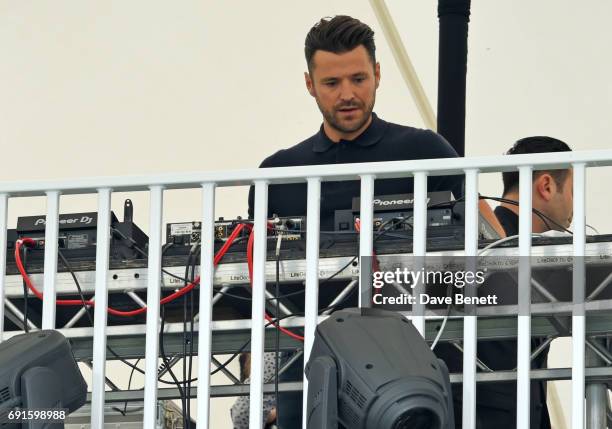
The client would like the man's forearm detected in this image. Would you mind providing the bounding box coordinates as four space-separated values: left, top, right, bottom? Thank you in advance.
479 199 506 238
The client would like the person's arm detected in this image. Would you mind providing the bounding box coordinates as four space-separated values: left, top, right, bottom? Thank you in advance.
479 199 506 238
231 352 278 428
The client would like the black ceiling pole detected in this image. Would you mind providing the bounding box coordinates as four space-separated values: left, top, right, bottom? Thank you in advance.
437 0 471 157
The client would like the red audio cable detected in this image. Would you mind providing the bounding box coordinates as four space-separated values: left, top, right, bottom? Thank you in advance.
14 223 246 317
14 222 304 341
245 224 304 342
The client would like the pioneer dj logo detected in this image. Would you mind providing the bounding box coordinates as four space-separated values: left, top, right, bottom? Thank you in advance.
34 216 93 226
373 197 431 207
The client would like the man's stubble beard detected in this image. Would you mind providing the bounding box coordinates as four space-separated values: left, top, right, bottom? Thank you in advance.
316 92 376 135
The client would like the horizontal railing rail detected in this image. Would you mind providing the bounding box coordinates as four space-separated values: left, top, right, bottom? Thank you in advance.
0 150 611 195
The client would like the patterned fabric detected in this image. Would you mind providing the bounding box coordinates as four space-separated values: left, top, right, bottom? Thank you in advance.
231 352 278 429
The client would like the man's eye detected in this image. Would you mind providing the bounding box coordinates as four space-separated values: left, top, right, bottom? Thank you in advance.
353 76 366 83
324 81 337 87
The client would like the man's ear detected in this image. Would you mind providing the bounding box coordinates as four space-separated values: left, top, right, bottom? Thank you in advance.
305 72 316 97
375 62 381 89
534 173 556 202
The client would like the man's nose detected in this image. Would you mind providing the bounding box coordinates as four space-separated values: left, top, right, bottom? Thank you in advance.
339 80 355 101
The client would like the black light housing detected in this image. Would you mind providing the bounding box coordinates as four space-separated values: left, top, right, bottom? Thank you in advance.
0 330 87 429
306 308 454 429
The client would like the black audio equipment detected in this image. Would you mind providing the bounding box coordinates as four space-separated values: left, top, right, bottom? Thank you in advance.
7 200 149 262
166 221 203 246
166 216 305 246
334 192 457 234
333 192 500 241
112 200 149 259
6 229 18 250
267 216 304 240
17 211 119 251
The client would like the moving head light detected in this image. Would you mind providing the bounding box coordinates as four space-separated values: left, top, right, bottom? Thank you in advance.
0 330 87 428
306 308 454 429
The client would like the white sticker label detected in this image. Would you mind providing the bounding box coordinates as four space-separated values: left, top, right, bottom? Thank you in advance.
170 223 193 236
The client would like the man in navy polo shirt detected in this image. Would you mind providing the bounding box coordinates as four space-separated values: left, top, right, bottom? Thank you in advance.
246 15 504 428
248 16 471 229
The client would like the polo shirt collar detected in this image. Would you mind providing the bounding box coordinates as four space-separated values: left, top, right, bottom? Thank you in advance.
312 112 387 153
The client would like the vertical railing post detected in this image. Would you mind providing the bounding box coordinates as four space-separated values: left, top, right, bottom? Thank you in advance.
90 188 112 429
517 166 533 428
0 193 8 342
249 180 269 429
586 343 607 428
412 171 428 336
572 163 587 429
42 190 60 329
143 185 164 427
196 182 216 428
358 174 375 308
462 169 479 429
302 177 321 428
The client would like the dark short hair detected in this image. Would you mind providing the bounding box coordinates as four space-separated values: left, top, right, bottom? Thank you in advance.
305 15 376 72
502 136 572 195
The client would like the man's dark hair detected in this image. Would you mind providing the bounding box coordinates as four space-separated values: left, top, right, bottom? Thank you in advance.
502 136 572 195
305 15 376 72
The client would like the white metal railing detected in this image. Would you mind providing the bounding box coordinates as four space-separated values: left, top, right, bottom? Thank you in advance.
517 166 533 428
0 150 611 429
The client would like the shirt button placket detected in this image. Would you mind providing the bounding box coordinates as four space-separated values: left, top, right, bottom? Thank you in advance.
336 141 346 163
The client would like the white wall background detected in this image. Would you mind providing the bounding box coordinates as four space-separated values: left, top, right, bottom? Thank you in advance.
2 1 611 427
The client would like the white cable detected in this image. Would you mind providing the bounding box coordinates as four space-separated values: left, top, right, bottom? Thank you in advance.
275 226 284 257
586 224 600 235
430 233 543 350
430 313 449 350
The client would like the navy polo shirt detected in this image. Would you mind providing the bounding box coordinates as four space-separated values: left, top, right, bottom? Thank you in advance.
248 113 462 230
